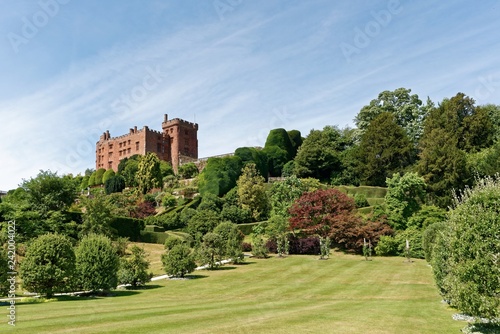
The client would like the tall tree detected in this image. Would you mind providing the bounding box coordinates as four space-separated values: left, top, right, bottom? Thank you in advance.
198 156 243 197
385 172 426 230
136 153 163 194
355 88 430 145
357 112 413 186
293 126 344 182
236 163 269 221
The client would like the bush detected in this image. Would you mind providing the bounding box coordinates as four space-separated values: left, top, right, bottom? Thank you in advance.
422 222 446 262
162 244 196 277
140 231 169 244
266 235 320 255
20 234 75 298
110 216 144 242
242 242 252 252
162 195 177 208
105 175 125 194
374 235 398 256
354 193 370 208
118 245 152 287
75 234 119 292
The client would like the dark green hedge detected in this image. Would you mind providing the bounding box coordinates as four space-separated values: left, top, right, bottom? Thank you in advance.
110 216 145 241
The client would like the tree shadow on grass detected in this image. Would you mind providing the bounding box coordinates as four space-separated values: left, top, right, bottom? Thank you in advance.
183 274 208 280
120 284 163 291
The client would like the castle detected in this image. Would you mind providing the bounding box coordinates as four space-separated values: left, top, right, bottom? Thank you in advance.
96 114 198 172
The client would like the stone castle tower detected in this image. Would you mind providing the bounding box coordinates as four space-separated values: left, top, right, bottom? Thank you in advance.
96 114 198 172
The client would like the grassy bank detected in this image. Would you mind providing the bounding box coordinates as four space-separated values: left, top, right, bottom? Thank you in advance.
8 253 462 333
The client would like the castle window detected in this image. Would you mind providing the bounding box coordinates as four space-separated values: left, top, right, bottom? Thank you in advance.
170 128 173 134
128 140 131 145
119 143 122 148
128 148 131 154
109 144 113 149
136 142 139 151
185 130 189 135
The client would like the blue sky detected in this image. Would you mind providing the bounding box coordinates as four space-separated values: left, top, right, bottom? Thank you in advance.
1 0 499 191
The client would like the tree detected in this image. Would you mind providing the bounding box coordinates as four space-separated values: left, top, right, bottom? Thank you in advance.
198 156 243 197
21 170 77 214
385 172 426 230
293 127 344 182
234 147 269 179
236 163 269 221
187 210 221 243
357 112 414 186
177 162 199 179
20 234 75 298
162 244 196 278
265 215 290 257
432 176 500 321
119 155 141 187
196 232 224 270
287 129 303 157
354 87 429 146
136 153 163 194
264 128 295 160
102 169 116 185
105 175 126 194
75 234 120 292
417 94 475 207
159 160 175 178
94 168 107 185
289 188 358 239
118 245 151 287
268 175 308 217
80 194 115 237
213 221 244 263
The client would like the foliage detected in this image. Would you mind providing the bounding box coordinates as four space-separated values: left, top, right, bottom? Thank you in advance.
0 249 9 296
162 244 196 277
355 87 429 146
287 129 303 157
266 235 320 255
130 201 156 219
94 168 107 185
136 153 163 194
265 215 290 257
262 145 289 177
110 216 144 241
289 188 358 238
407 205 447 229
178 162 199 179
264 128 295 160
187 210 221 243
220 205 252 224
105 175 125 194
237 163 270 221
432 176 500 320
118 245 151 287
80 175 90 190
374 235 398 256
268 176 311 217
75 233 120 292
357 112 414 186
102 169 116 185
162 194 177 208
118 155 141 187
20 233 75 298
213 221 244 263
80 194 115 238
198 192 223 212
385 172 426 230
353 193 369 208
421 222 446 262
293 126 345 182
234 147 269 179
113 237 129 257
159 160 175 178
198 156 243 196
196 232 224 269
21 170 78 214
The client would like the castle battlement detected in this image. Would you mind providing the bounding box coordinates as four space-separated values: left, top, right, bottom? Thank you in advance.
96 115 198 173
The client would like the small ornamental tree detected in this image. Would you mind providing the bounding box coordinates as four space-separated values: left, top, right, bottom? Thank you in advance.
289 188 358 239
213 221 244 263
162 244 196 278
237 163 270 221
20 234 75 298
105 175 125 194
118 245 152 287
75 234 120 292
196 232 224 270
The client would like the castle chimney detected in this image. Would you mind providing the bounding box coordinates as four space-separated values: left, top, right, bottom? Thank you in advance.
164 114 168 123
106 130 110 139
134 126 137 133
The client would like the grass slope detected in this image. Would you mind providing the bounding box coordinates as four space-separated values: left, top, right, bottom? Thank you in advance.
9 254 462 333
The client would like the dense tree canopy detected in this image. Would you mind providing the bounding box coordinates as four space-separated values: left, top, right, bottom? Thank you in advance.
198 156 243 196
20 233 75 298
358 112 413 186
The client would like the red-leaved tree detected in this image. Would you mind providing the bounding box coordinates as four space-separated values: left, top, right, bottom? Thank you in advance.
288 188 392 252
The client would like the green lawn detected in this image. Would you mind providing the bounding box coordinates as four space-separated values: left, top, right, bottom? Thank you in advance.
7 253 463 333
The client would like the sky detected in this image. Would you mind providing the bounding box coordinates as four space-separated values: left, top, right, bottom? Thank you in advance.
0 0 499 191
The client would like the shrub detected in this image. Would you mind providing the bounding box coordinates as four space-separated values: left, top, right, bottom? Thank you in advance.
374 235 398 256
139 231 169 244
110 216 144 242
105 175 125 194
242 242 252 252
75 234 119 292
422 222 446 262
354 193 370 208
162 195 177 208
162 244 196 277
266 235 320 255
118 245 152 287
20 234 75 298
